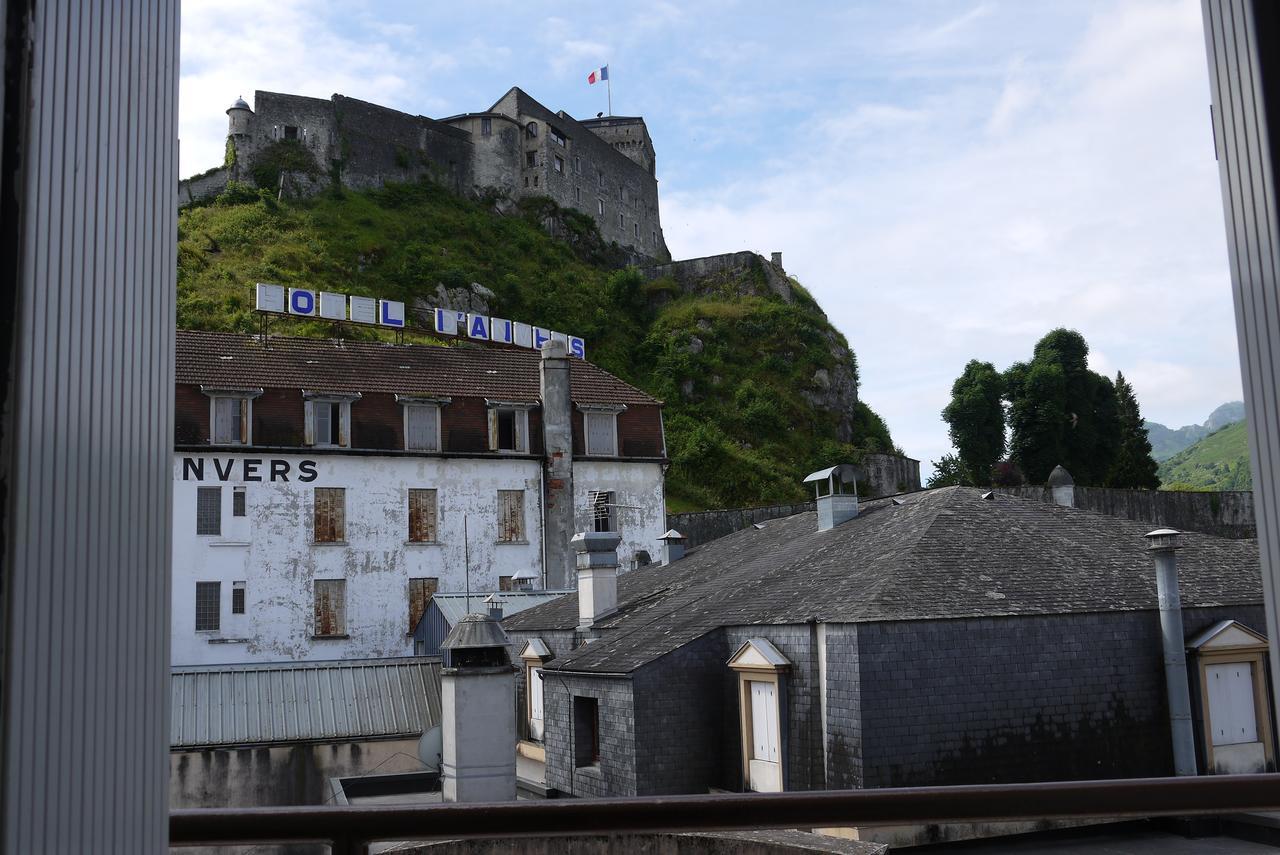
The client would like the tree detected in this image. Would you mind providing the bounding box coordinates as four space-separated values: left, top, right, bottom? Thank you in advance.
941 360 1005 485
1106 371 1161 489
926 453 967 488
1004 329 1122 485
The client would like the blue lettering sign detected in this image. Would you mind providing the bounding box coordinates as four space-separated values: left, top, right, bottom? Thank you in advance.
379 300 405 328
569 337 586 359
533 327 551 349
434 307 458 336
468 314 490 340
288 288 316 316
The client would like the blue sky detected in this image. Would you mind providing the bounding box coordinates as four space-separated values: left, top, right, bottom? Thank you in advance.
180 0 1241 477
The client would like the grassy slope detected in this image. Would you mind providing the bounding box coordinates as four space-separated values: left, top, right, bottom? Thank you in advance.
1157 420 1251 491
177 180 893 510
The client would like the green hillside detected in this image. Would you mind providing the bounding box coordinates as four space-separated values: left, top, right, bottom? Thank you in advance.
177 180 894 510
1157 420 1252 491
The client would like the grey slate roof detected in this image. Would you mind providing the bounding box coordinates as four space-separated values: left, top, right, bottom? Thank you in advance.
431 590 569 627
503 487 1262 674
170 657 441 749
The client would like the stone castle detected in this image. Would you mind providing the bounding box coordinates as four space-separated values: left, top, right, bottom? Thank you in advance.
180 87 670 261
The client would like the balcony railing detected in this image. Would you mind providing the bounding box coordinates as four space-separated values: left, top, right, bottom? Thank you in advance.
170 773 1280 854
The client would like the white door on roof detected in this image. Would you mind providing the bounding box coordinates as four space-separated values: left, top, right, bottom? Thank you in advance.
748 680 780 792
529 668 545 741
1207 662 1265 774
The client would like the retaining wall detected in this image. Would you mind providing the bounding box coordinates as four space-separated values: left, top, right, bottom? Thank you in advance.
997 486 1256 539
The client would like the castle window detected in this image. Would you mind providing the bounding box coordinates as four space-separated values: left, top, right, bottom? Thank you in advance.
574 157 582 174
597 169 604 187
534 176 538 187
597 199 604 216
634 222 640 238
575 187 581 202
525 121 538 139
653 230 657 244
284 125 298 140
481 117 492 136
550 127 567 147
554 156 564 174
525 151 536 168
618 213 624 229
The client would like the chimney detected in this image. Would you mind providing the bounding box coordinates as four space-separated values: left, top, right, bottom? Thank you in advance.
484 593 504 621
573 531 621 629
439 613 517 802
511 566 538 591
659 529 687 565
1144 529 1197 776
541 339 575 589
1047 465 1075 508
770 251 783 267
804 464 859 532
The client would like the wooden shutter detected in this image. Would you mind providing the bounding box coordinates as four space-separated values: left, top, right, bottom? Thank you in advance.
487 408 499 452
1208 663 1259 746
408 577 438 632
303 399 316 445
497 490 525 542
586 412 615 455
529 668 545 740
314 487 345 542
408 489 438 542
751 681 779 762
406 406 438 452
314 579 346 636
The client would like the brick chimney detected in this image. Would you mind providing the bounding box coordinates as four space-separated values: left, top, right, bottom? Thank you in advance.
541 340 575 589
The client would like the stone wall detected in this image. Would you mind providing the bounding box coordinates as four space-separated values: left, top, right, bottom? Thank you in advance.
860 452 921 497
332 95 472 196
178 167 229 205
642 251 794 303
997 485 1256 539
668 502 816 548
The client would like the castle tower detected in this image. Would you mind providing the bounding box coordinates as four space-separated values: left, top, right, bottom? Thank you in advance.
226 95 252 137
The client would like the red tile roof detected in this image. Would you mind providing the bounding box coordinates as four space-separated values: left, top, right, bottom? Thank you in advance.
176 330 660 406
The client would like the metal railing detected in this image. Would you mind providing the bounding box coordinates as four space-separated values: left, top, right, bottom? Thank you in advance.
170 774 1280 853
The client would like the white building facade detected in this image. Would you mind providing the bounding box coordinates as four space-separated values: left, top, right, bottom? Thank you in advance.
172 330 667 666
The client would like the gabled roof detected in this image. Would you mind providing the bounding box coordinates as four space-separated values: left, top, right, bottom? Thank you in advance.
503 487 1262 674
1187 619 1268 650
176 330 659 406
170 657 440 749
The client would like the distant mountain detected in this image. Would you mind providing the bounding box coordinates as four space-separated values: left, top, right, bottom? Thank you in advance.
1144 401 1245 461
1158 420 1251 491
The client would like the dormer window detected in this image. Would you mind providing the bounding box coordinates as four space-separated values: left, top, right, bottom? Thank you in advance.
397 395 450 453
487 401 534 453
580 404 626 457
303 391 360 448
200 386 263 446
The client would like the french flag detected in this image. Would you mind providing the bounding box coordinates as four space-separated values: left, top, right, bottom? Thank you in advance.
587 65 609 85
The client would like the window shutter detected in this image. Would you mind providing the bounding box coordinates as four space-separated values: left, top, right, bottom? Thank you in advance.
408 489 438 542
239 397 249 444
408 577 438 632
314 487 345 542
303 400 316 445
338 402 350 447
213 398 241 444
498 490 525 542
406 406 438 452
314 579 346 636
487 408 498 452
586 412 616 455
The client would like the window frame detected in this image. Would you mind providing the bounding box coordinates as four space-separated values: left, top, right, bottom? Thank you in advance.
196 486 222 536
303 391 360 448
397 394 449 453
573 696 601 768
581 405 625 457
497 489 527 544
480 116 492 136
313 486 347 544
231 581 246 615
554 155 564 174
589 489 618 533
200 386 262 446
407 488 439 544
195 581 221 632
549 126 567 147
232 486 246 518
486 401 534 454
313 578 347 638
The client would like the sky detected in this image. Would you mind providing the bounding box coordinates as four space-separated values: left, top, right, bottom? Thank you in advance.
179 0 1242 477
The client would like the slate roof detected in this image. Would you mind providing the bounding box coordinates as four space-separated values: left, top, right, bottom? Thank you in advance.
504 487 1263 674
176 330 659 406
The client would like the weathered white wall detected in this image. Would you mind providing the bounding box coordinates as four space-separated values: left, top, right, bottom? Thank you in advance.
572 460 667 571
173 453 544 665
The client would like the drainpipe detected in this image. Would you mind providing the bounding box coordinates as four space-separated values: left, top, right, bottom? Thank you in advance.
1144 528 1197 776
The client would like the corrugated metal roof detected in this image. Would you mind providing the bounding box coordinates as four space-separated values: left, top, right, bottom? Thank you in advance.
171 657 441 750
431 590 570 627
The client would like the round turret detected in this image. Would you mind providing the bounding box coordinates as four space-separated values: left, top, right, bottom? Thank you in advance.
226 95 252 136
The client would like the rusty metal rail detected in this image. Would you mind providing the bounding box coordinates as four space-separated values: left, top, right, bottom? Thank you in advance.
170 774 1280 852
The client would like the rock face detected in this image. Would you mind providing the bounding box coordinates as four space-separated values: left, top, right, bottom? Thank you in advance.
642 251 863 442
412 281 495 323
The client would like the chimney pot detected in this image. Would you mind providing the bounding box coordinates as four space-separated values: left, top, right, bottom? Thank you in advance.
659 528 687 565
1047 465 1075 508
572 531 621 629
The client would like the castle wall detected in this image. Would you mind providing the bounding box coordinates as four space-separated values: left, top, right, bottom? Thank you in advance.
580 117 656 175
179 167 230 205
332 96 472 196
235 91 338 186
446 113 521 199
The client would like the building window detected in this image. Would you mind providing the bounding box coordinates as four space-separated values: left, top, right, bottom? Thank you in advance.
232 487 246 517
525 121 538 138
584 410 619 456
597 199 604 216
480 117 492 136
528 667 545 741
404 404 441 452
212 396 249 445
195 582 221 632
489 406 530 453
597 169 604 187
573 696 600 767
313 487 346 543
196 487 221 536
497 490 526 543
534 175 538 187
313 579 346 637
524 177 529 188
284 125 298 140
306 397 352 448
574 156 582 174
408 488 438 543
729 638 789 793
618 213 624 229
634 222 640 238
652 230 657 245
408 577 438 632
231 581 246 615
554 156 564 173
575 186 582 203
550 126 566 147
499 575 515 592
589 490 618 533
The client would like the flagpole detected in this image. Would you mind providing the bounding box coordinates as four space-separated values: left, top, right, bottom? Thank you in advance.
607 66 612 116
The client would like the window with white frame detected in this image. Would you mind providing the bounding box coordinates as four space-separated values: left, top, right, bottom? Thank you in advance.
304 393 358 448
202 387 261 445
488 404 531 453
529 667 545 740
583 408 621 456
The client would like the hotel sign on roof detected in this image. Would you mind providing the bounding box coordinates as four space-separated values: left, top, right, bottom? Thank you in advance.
254 283 586 359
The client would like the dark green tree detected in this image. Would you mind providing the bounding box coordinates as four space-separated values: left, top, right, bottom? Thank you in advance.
1004 329 1122 484
942 360 1005 485
1106 371 1161 489
926 453 967 488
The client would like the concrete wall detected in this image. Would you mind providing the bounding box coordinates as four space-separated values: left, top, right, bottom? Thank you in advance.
997 485 1256 539
572 459 667 571
172 452 544 664
860 453 921 498
169 737 424 808
668 503 816 549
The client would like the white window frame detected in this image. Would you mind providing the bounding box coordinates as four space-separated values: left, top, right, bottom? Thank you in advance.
486 400 535 454
200 386 263 446
303 390 361 448
579 404 626 457
397 394 449 453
